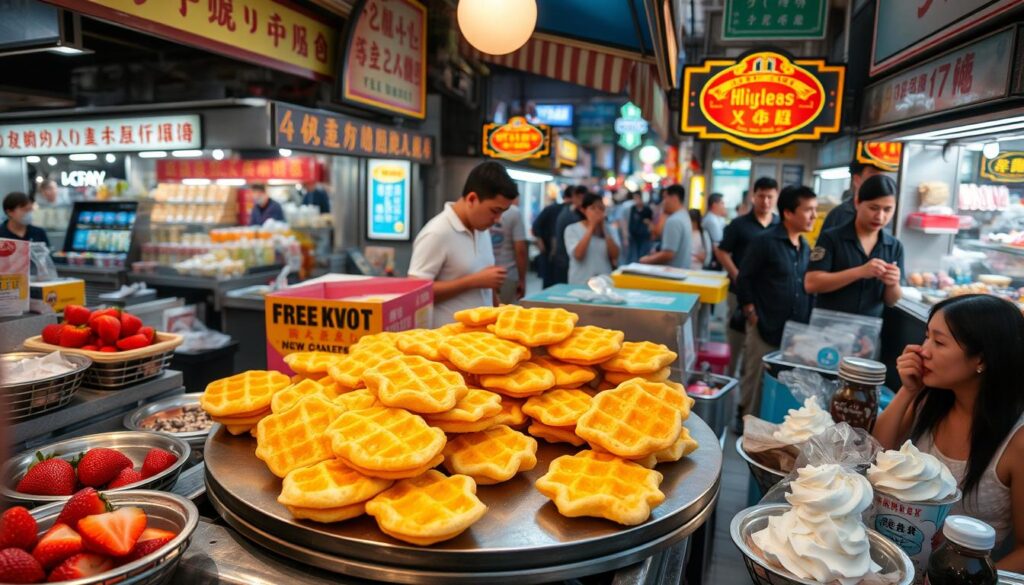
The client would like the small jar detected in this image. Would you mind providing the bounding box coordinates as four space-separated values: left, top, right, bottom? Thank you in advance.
925 516 997 585
830 356 885 431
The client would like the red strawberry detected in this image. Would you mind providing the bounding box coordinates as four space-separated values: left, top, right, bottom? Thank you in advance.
41 324 63 346
46 553 113 582
63 305 91 326
57 325 91 349
0 507 38 551
56 489 109 529
76 507 146 557
75 449 132 488
137 326 155 344
106 468 142 489
115 334 149 351
87 308 119 329
140 449 177 479
124 537 171 563
136 528 176 543
31 524 81 570
91 315 121 345
119 312 142 338
80 345 99 352
0 547 44 583
99 346 118 353
16 455 76 496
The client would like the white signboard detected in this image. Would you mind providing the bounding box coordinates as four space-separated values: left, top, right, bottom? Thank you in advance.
0 114 201 156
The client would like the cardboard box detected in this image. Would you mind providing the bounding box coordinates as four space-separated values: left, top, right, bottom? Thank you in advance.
30 278 85 314
0 238 29 317
265 276 433 374
522 284 699 370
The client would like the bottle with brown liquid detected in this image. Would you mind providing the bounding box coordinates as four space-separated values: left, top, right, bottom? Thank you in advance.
830 357 885 431
925 516 997 585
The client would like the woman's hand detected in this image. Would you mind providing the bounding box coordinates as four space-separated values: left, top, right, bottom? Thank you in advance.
896 344 927 397
584 205 605 226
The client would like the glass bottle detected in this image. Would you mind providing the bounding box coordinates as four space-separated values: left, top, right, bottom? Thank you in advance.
925 516 997 585
829 356 885 431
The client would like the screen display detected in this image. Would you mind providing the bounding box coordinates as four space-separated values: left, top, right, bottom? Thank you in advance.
64 201 138 255
533 104 574 127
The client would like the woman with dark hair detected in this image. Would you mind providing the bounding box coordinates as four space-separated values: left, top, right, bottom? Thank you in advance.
563 193 620 285
874 294 1024 569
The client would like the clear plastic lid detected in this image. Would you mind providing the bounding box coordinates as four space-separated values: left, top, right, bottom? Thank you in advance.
943 515 996 551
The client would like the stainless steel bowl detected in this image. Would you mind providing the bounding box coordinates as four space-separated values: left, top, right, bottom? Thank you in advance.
731 504 914 585
123 393 211 451
1 431 191 506
1000 570 1024 584
735 436 788 496
1 351 92 422
30 490 198 585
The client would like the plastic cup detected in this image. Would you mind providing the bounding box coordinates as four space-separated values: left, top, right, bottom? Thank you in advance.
868 488 961 584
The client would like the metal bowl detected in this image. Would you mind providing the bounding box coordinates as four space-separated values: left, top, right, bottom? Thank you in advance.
1 431 191 506
1000 570 1024 584
123 393 211 451
30 490 198 585
1 351 92 422
731 504 914 585
735 436 788 496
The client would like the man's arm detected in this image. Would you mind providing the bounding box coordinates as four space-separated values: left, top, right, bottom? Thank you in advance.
640 250 675 265
432 273 484 303
715 247 739 279
805 268 868 294
514 241 528 298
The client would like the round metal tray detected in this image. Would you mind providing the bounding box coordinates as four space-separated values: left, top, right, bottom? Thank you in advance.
1 351 92 422
123 393 212 450
204 415 722 583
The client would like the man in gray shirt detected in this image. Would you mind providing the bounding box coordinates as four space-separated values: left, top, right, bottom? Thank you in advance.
490 201 528 303
701 192 727 245
640 185 691 269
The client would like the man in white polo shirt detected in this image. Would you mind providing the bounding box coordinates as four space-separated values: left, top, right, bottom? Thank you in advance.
409 161 518 327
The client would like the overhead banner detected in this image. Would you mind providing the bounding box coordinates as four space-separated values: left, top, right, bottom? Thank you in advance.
156 157 320 182
0 114 201 155
482 116 551 162
980 152 1024 183
680 50 845 152
340 0 427 119
856 141 903 172
274 103 434 165
723 0 827 40
366 158 411 241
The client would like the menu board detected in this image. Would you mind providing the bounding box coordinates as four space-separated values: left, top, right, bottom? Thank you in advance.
64 201 138 255
366 159 411 241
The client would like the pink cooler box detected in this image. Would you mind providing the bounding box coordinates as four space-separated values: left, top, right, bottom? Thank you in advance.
697 341 730 374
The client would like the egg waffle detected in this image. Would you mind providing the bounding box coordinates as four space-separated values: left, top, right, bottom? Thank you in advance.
333 388 382 411
531 356 597 388
278 459 393 523
652 426 698 463
327 344 404 388
527 421 585 446
442 425 538 485
535 450 665 525
395 328 446 361
600 342 678 374
272 378 346 414
438 332 531 375
616 378 695 419
429 397 526 433
479 361 555 397
212 407 272 435
522 389 594 427
602 368 671 385
437 322 491 336
346 454 445 481
365 470 488 546
363 355 468 414
255 395 346 477
453 305 513 327
328 406 446 479
201 370 291 418
424 389 502 423
351 331 400 349
283 351 344 377
575 384 682 458
547 326 625 366
492 307 579 347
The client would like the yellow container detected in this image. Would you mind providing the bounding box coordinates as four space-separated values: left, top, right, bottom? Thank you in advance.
29 278 85 314
611 268 729 305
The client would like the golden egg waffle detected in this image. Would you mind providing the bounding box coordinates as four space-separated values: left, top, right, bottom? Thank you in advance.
493 398 528 428
438 332 531 375
277 459 393 523
328 406 446 477
442 425 538 485
616 379 694 419
350 331 400 350
437 322 491 336
492 307 579 347
531 356 596 388
201 370 291 418
547 326 625 366
535 450 665 525
365 470 488 546
575 384 682 459
600 341 677 374
255 395 346 478
272 378 346 414
327 344 404 388
212 406 272 436
395 328 446 361
527 421 585 446
652 426 698 464
363 355 469 414
453 305 513 327
333 388 382 411
602 368 671 385
284 351 344 377
425 389 502 423
522 389 594 427
346 454 445 480
479 361 555 397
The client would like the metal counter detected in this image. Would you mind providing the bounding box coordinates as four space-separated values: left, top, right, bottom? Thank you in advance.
126 271 278 313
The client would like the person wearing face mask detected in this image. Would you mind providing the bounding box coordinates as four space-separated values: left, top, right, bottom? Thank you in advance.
563 193 620 284
248 184 285 226
874 295 1024 571
1 192 49 246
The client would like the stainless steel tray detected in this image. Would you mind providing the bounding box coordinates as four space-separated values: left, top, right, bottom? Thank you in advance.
203 415 722 583
123 392 211 450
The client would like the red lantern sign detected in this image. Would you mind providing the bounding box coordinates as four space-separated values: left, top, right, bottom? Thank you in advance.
856 141 902 172
482 116 552 162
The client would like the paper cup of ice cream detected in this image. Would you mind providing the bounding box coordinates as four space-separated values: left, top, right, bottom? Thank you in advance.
867 441 961 584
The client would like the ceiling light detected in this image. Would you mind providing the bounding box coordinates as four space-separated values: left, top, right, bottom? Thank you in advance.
137 151 167 158
278 148 292 157
817 167 851 180
69 153 97 161
506 168 553 183
171 150 203 158
25 156 40 163
105 154 116 163
900 116 1024 141
181 178 211 186
458 0 537 55
638 145 661 165
982 142 1001 159
605 177 617 187
47 157 58 165
216 178 247 186
212 149 225 160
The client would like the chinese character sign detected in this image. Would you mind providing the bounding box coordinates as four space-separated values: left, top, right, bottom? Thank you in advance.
681 50 844 152
856 141 902 172
156 157 320 182
980 151 1024 183
723 0 827 40
0 115 201 156
46 0 336 80
274 104 434 164
341 0 427 119
367 159 411 241
482 116 551 162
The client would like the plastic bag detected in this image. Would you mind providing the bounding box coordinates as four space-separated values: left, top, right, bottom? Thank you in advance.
29 242 57 281
778 368 840 406
810 309 883 359
780 320 856 370
173 317 232 353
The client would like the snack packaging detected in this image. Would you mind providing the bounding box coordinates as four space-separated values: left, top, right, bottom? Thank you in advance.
0 238 30 316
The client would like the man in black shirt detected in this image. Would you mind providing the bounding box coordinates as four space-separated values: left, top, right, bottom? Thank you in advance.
627 191 653 263
532 187 571 287
548 185 586 286
736 186 818 419
0 192 49 246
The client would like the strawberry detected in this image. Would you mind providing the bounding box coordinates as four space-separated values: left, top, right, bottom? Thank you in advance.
0 507 38 551
124 537 170 563
16 455 76 496
99 346 118 353
140 449 177 479
115 334 149 351
76 507 146 557
106 468 142 489
57 325 91 349
56 489 109 529
91 315 121 345
87 307 119 329
41 324 63 346
80 345 99 352
137 326 155 344
136 528 176 543
0 547 44 583
63 305 91 326
46 553 113 582
75 449 132 488
31 524 81 570
119 312 142 338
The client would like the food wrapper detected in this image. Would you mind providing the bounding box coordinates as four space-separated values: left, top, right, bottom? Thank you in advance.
1 351 79 385
741 416 802 474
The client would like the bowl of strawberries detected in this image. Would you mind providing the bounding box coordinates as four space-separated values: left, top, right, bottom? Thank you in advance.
0 432 190 507
0 488 198 584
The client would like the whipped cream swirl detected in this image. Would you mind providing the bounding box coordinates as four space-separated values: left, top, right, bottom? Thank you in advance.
752 463 879 585
772 397 835 445
867 440 958 502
